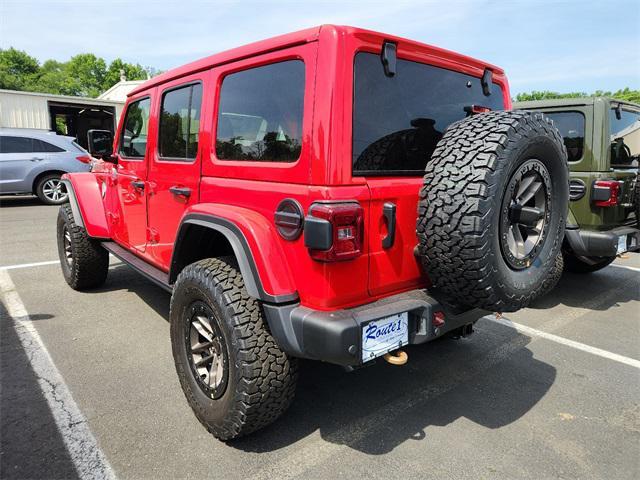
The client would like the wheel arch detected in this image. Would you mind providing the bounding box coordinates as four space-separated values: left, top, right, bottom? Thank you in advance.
31 169 68 193
170 211 298 304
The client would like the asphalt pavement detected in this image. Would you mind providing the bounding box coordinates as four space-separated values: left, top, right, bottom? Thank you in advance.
1 195 639 480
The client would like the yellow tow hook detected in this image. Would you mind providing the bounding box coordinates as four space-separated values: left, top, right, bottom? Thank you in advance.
383 350 408 366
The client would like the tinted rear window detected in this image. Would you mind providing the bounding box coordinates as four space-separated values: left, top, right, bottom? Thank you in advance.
159 83 202 160
353 52 505 175
542 112 585 162
34 139 65 152
216 60 304 162
609 107 640 168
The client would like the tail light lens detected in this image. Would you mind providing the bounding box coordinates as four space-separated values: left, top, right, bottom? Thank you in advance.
76 155 92 164
305 202 364 262
592 180 620 207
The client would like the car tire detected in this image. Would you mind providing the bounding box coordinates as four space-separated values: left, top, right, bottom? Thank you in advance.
57 204 109 290
416 111 569 312
170 257 298 441
563 253 616 274
36 174 68 205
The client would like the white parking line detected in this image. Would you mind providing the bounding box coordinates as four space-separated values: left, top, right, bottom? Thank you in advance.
0 260 60 270
610 264 640 273
486 315 640 370
0 269 116 480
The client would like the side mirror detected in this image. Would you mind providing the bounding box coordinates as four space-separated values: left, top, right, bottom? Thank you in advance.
87 129 114 158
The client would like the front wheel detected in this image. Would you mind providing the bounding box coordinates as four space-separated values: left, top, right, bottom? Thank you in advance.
170 257 298 440
563 253 616 273
57 204 109 289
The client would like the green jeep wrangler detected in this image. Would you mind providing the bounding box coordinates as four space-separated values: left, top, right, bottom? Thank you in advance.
515 97 640 273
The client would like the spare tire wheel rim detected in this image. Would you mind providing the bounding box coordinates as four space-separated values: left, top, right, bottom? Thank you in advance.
500 159 552 270
184 301 229 399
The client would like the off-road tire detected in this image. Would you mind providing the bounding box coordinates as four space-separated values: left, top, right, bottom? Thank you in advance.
563 253 616 274
170 257 298 441
537 253 564 297
36 173 68 205
56 204 109 290
417 111 569 312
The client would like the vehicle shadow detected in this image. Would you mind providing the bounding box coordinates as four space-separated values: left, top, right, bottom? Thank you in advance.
0 196 44 208
93 263 556 456
527 267 639 311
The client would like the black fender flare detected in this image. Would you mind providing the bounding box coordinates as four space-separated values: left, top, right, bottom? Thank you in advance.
169 213 299 304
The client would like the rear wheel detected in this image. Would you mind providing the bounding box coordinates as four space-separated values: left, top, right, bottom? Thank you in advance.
416 111 569 312
170 257 298 440
36 174 68 205
563 253 615 273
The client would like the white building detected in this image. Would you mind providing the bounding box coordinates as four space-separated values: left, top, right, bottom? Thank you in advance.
0 89 125 149
98 79 145 102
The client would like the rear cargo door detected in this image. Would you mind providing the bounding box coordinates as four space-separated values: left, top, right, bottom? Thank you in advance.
365 178 424 296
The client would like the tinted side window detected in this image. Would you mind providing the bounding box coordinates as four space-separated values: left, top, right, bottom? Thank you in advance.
119 97 151 158
159 83 202 160
33 139 65 153
543 112 585 162
216 60 304 162
0 136 34 153
353 53 505 175
610 108 640 168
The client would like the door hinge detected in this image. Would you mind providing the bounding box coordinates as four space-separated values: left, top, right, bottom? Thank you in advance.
106 212 119 224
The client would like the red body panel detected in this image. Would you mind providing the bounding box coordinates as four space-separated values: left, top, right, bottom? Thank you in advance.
63 172 110 238
71 25 512 312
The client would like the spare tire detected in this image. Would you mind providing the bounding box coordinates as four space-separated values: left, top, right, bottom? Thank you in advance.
416 111 569 312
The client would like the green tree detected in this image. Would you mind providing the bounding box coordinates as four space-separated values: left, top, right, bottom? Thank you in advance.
104 58 148 90
0 47 40 90
64 53 107 97
516 88 640 104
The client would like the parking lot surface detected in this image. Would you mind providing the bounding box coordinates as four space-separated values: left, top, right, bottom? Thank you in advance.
1 196 639 480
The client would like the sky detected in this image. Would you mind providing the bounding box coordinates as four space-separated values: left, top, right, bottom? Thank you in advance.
1 0 638 96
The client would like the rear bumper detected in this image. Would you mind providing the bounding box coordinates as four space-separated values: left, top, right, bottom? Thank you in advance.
565 225 640 257
263 289 486 367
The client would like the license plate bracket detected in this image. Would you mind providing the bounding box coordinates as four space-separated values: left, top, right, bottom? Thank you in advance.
361 312 409 363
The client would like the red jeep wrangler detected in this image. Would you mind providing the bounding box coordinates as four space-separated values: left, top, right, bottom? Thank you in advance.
57 25 569 440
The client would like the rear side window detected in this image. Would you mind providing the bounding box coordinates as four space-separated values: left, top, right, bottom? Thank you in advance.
353 53 505 175
610 107 640 168
34 139 65 153
216 60 304 162
119 97 151 158
0 136 34 153
159 83 203 160
542 112 585 162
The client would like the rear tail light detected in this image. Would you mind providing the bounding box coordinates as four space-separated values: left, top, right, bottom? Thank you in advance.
592 180 621 207
432 311 445 328
76 155 92 164
304 202 364 262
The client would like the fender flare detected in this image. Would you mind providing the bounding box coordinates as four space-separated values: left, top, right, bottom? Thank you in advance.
61 173 110 239
170 213 299 304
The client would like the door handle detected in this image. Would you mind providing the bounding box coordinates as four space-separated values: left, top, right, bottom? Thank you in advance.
131 180 145 190
169 186 191 198
382 202 396 249
30 157 44 162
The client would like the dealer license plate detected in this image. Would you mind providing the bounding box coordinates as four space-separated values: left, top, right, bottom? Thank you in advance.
617 235 627 254
361 312 409 363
